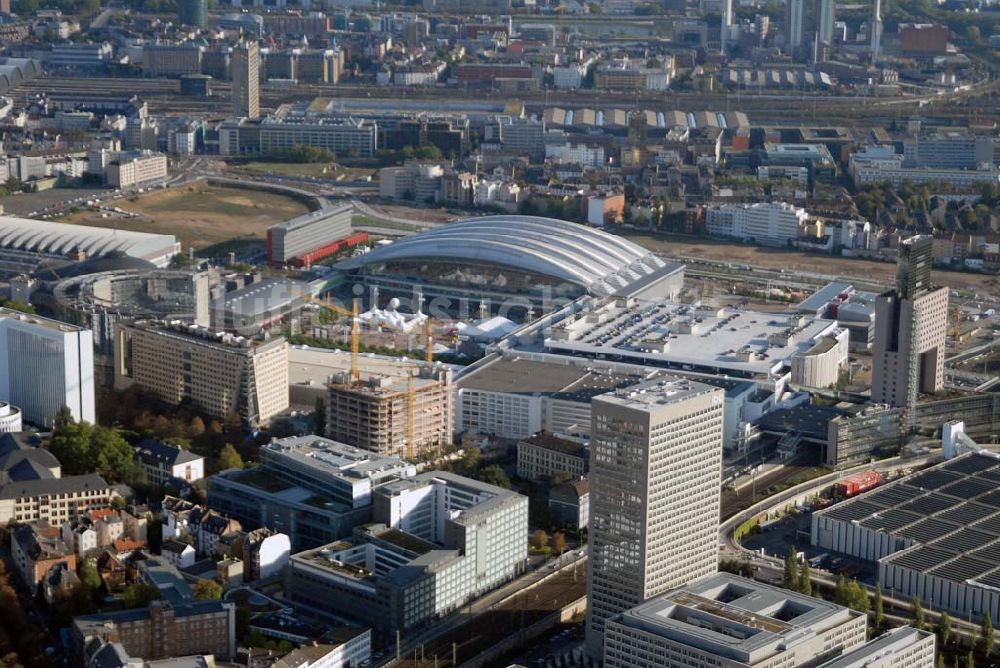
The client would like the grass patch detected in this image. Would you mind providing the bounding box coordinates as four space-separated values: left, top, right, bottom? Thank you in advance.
234 161 334 179
352 214 421 232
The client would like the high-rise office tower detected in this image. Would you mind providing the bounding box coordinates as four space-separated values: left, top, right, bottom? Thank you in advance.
870 0 883 60
584 379 724 658
177 0 207 29
785 0 805 51
721 0 734 52
232 40 260 120
817 0 835 45
0 308 95 427
872 235 948 409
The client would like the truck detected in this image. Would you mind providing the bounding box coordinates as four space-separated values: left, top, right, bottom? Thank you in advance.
835 470 883 498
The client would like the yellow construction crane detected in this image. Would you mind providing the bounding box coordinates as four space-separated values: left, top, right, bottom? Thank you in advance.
350 298 361 383
423 317 433 365
406 372 416 460
309 295 353 319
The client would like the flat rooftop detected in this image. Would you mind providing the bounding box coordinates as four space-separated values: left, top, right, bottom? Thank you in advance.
456 354 653 397
211 278 310 318
544 299 841 378
520 431 587 457
819 452 1000 585
817 627 933 668
263 435 413 482
593 377 720 411
288 346 438 388
0 307 88 333
614 573 858 663
796 282 853 315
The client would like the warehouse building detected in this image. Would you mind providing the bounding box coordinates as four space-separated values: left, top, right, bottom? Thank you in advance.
812 452 1000 624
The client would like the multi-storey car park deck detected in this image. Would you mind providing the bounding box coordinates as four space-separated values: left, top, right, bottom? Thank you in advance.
812 451 1000 624
544 298 843 380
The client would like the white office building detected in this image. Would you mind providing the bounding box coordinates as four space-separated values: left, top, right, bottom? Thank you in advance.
0 309 95 427
585 378 724 657
706 201 809 246
603 573 929 668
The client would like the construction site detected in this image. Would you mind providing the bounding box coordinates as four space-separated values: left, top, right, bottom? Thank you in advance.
295 297 457 461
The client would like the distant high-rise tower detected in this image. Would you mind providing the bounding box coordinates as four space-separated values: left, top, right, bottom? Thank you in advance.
872 235 948 409
818 0 835 45
584 379 724 659
870 0 883 60
785 0 805 51
177 0 207 29
232 40 260 120
721 0 734 51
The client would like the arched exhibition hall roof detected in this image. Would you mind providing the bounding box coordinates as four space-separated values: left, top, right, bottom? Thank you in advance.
340 215 670 296
0 216 179 267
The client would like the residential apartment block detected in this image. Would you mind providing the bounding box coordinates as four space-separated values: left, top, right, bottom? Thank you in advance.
586 379 725 657
113 321 289 427
134 438 204 485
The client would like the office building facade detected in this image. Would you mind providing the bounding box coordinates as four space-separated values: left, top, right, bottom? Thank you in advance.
585 379 725 657
208 435 415 551
232 40 260 119
0 308 95 427
603 573 898 668
872 236 948 408
113 321 288 427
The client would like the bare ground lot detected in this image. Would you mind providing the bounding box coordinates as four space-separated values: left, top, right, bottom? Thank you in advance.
57 182 310 249
623 232 1000 296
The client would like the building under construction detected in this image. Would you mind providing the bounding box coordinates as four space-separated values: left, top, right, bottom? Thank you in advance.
326 366 454 459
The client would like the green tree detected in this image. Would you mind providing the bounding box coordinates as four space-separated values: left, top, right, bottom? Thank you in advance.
979 613 994 656
478 465 511 489
192 579 223 601
798 560 812 596
874 584 885 630
551 532 567 555
967 25 981 42
217 444 244 471
783 547 800 590
846 580 870 613
939 611 951 648
458 447 481 474
49 407 95 475
79 557 101 591
120 583 160 609
967 651 975 668
913 596 925 631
